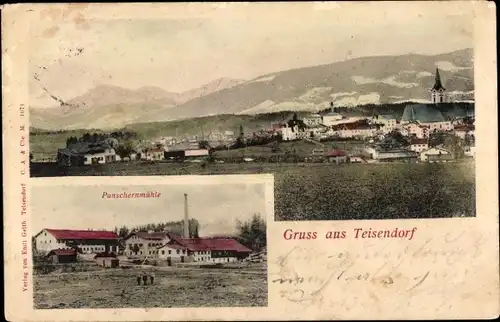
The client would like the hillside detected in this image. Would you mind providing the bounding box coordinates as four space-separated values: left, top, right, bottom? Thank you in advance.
166 48 473 118
30 49 474 130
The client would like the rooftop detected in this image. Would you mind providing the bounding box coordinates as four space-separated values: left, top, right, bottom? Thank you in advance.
327 149 346 157
59 142 113 156
47 249 77 256
131 231 252 253
41 229 119 240
401 104 446 123
378 114 396 120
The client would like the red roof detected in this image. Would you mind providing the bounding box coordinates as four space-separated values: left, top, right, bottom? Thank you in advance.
48 248 77 256
328 149 346 157
178 238 252 252
126 231 252 253
158 244 186 250
45 229 119 240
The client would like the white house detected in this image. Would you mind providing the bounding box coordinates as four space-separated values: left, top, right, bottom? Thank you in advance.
409 138 429 153
157 244 190 263
349 155 366 163
402 122 430 139
335 122 378 139
142 148 165 161
281 124 300 141
419 147 452 162
33 229 120 255
124 231 172 257
454 125 475 140
303 114 323 127
373 115 398 134
321 111 344 126
464 145 476 158
81 147 117 165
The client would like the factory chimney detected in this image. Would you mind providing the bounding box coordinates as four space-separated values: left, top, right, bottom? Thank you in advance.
183 193 190 238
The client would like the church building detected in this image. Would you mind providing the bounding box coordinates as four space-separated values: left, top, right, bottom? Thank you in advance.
430 68 446 104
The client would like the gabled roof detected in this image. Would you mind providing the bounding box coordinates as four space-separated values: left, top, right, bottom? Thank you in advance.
158 243 187 250
126 231 252 253
421 146 451 154
177 238 252 252
62 142 113 156
323 113 342 117
401 104 446 123
47 249 77 256
125 231 175 241
379 114 396 120
327 149 346 157
41 229 119 240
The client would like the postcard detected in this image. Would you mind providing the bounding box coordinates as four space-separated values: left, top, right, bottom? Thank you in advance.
2 2 499 321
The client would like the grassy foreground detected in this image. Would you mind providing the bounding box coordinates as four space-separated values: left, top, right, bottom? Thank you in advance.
34 264 267 309
30 161 475 221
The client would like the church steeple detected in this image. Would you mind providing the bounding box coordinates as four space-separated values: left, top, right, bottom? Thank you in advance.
430 68 446 103
432 68 445 91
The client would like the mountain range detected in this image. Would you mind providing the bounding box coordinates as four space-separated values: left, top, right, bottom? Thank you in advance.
30 48 474 131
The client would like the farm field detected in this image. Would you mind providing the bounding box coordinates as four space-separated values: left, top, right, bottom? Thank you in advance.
33 264 267 309
30 160 475 221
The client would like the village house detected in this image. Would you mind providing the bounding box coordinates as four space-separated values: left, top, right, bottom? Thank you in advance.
454 124 475 140
373 114 398 134
142 147 165 161
364 146 418 162
321 110 344 126
46 249 77 264
327 149 347 164
303 114 323 127
95 252 120 268
349 155 366 163
123 231 172 258
281 124 300 141
304 125 327 138
57 142 117 166
157 237 252 264
419 147 453 162
334 122 378 139
401 122 430 139
409 138 429 153
34 229 120 255
464 145 476 158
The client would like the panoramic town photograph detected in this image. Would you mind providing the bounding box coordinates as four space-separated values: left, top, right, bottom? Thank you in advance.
29 5 475 221
31 181 268 309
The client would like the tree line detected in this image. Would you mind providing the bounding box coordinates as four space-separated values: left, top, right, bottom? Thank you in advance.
113 218 200 239
65 131 138 147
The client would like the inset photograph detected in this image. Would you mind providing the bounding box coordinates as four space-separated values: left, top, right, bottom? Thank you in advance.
31 177 268 309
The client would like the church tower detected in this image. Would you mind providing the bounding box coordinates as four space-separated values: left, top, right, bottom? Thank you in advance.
430 68 446 104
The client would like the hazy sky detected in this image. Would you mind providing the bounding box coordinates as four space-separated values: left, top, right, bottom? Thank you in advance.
30 181 267 237
29 3 474 107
